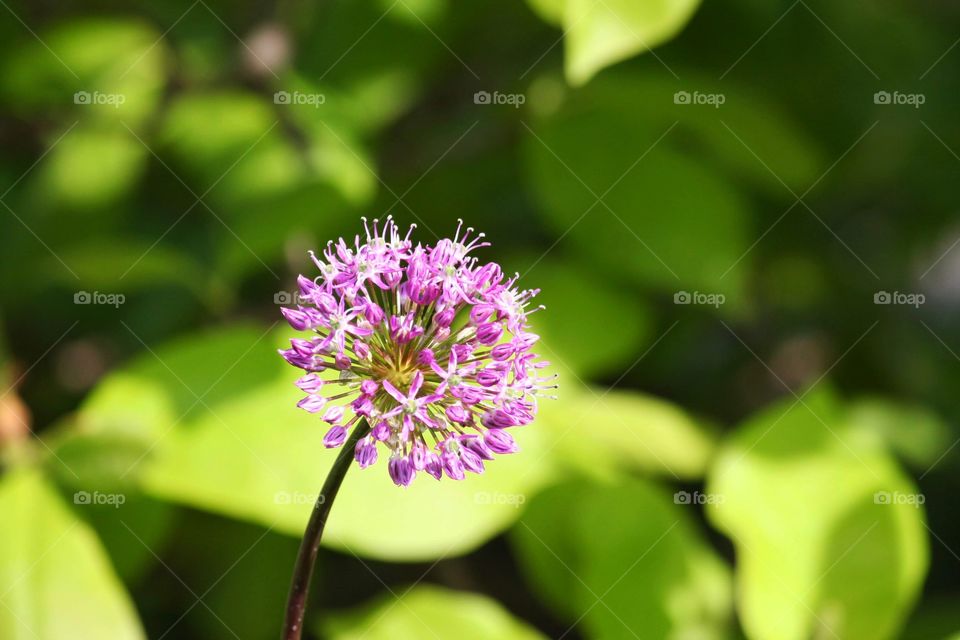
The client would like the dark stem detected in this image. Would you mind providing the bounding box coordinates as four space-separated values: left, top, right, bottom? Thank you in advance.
282 420 370 640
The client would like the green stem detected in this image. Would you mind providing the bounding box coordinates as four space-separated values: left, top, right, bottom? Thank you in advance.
282 420 370 640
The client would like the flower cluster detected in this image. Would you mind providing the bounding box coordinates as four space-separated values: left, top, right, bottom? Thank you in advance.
279 218 554 486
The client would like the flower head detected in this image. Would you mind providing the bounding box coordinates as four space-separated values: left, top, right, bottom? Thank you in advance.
279 218 554 486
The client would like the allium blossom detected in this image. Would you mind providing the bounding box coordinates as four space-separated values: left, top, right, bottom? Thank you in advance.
279 218 554 486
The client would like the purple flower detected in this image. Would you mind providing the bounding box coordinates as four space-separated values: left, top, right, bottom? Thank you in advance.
280 218 553 485
323 426 347 448
388 455 415 486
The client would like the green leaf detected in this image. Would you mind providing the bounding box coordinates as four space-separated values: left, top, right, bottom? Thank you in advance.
38 241 224 307
525 107 751 304
36 124 148 210
70 325 555 561
0 18 168 127
563 0 701 85
706 388 929 640
141 375 556 561
537 373 717 480
513 255 653 377
846 396 951 470
161 89 375 210
322 584 546 640
159 91 302 205
216 181 354 281
512 477 732 638
0 467 145 639
47 324 278 488
525 0 564 26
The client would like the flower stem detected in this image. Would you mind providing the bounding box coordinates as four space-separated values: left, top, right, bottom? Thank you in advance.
282 420 370 640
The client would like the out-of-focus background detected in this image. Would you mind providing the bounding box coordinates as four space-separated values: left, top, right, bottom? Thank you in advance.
1 0 959 638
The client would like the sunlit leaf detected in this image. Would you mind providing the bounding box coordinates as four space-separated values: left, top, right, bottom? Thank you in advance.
706 388 929 640
73 326 555 560
323 584 546 640
537 380 717 481
846 396 951 470
0 467 145 639
562 0 701 85
141 375 556 561
512 477 732 638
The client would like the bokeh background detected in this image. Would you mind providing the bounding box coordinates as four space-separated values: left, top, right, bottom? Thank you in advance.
2 0 960 638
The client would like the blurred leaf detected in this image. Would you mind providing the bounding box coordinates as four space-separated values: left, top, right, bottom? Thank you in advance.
706 388 929 640
0 18 167 127
37 241 224 308
141 374 555 561
82 495 175 585
36 124 148 210
537 370 717 480
72 325 554 560
525 107 751 304
530 70 823 199
0 467 145 639
161 89 374 215
217 181 354 281
561 0 701 85
307 126 378 206
159 91 302 204
323 584 546 640
515 255 653 377
900 595 960 640
846 397 952 470
48 430 157 494
171 515 297 640
46 325 277 488
291 0 442 123
512 477 732 638
385 0 447 26
525 0 564 26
